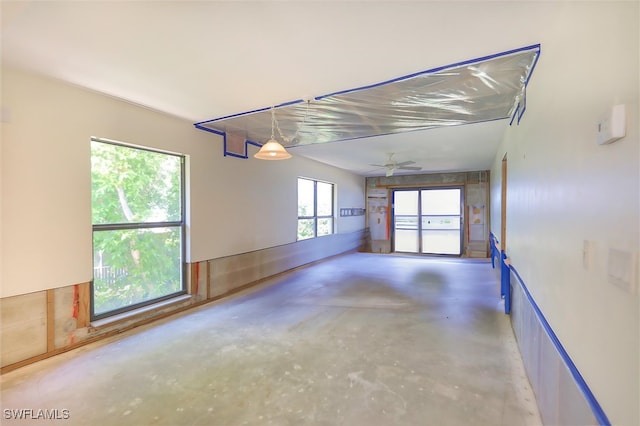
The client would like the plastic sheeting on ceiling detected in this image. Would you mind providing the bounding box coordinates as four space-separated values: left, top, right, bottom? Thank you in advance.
195 44 540 157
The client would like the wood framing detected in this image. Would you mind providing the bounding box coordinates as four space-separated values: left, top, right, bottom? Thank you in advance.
46 290 55 352
190 263 199 295
76 283 90 328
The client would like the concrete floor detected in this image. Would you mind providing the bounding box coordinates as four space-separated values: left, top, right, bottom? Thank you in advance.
1 253 541 426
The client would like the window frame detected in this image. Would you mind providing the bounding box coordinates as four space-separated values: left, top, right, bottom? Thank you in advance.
297 177 335 240
90 138 186 321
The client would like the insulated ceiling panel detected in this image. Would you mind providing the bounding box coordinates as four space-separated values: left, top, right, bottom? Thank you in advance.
195 45 540 153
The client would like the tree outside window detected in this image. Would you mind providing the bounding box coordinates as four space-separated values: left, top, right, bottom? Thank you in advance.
91 139 185 319
297 178 334 240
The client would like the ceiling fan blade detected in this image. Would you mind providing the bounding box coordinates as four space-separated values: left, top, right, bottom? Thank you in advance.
371 155 418 176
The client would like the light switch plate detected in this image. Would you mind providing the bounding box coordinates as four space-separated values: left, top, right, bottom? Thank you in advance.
608 248 638 293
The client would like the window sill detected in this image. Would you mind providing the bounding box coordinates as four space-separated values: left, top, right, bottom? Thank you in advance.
90 294 192 329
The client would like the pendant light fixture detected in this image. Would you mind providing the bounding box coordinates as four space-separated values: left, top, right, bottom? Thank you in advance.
254 107 292 160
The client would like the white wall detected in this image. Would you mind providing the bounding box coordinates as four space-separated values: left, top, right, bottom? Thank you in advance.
206 143 365 258
490 2 639 425
1 67 365 298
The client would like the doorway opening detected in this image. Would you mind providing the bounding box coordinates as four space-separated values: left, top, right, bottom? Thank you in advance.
392 188 462 255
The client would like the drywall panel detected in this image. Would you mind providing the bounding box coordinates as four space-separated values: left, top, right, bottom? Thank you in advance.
210 230 365 297
0 292 47 367
204 143 365 259
490 3 638 424
1 68 365 298
53 286 76 349
0 67 216 297
188 262 208 302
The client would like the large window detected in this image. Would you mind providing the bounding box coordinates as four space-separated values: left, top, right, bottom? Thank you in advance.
91 139 185 319
297 178 334 240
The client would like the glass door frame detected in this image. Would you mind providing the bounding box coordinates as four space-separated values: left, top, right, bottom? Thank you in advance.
391 186 464 256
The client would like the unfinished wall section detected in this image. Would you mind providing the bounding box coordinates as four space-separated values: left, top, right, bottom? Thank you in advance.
509 269 599 425
0 292 47 367
209 230 366 297
0 230 365 373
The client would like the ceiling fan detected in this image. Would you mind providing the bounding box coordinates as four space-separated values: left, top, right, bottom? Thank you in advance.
370 153 422 177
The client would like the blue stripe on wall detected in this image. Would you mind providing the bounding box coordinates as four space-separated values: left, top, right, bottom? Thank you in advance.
509 265 611 426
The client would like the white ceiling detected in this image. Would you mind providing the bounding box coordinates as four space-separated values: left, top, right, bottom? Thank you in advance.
1 1 544 177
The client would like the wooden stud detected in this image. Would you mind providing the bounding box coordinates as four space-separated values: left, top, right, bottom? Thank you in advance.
206 261 211 300
46 290 55 352
190 263 198 295
76 283 90 328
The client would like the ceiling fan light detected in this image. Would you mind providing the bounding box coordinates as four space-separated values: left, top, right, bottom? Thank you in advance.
254 138 292 160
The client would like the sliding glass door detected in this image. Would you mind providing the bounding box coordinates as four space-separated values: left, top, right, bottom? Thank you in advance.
420 189 462 255
393 190 419 252
393 188 462 255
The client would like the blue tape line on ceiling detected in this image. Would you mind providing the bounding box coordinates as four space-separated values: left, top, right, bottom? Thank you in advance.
224 151 247 159
194 98 306 127
194 44 541 127
228 140 261 158
195 122 246 157
518 95 527 124
223 133 229 157
523 46 542 86
197 120 262 158
223 134 246 159
194 124 225 136
514 46 540 124
316 44 541 100
509 105 519 126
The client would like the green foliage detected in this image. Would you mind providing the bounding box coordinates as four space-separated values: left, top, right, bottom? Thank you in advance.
91 142 181 224
91 141 183 315
297 218 315 240
317 218 333 236
296 179 335 240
